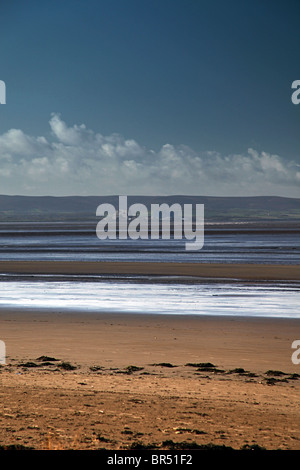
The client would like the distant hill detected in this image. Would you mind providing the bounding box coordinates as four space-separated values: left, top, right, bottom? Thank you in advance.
0 195 299 221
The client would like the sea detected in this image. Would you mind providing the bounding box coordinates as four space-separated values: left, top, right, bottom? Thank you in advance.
0 221 299 318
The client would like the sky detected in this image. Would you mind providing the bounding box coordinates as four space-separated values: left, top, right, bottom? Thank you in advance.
0 0 299 197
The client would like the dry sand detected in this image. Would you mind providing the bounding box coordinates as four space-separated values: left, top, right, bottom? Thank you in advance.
0 261 299 450
1 310 300 450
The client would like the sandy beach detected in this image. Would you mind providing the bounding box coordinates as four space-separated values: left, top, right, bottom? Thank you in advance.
0 261 300 450
1 310 300 450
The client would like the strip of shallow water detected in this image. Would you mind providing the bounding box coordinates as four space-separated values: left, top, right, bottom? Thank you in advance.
0 279 299 318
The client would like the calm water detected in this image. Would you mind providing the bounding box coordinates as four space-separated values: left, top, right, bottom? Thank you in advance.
0 221 299 264
0 222 299 318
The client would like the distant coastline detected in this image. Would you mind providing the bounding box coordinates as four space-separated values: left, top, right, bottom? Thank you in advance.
0 194 299 222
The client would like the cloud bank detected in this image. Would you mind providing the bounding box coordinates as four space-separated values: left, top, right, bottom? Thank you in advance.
0 113 299 197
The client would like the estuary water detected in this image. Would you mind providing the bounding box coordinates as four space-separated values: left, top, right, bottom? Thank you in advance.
0 277 299 318
0 221 299 264
0 221 299 318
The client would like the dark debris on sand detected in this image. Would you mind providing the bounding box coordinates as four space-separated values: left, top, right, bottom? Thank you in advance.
4 357 300 386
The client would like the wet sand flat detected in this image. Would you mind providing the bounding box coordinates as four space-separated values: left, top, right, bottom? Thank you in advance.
0 260 300 280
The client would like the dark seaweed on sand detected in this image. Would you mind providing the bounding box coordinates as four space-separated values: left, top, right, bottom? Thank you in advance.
36 356 59 362
185 362 216 368
150 362 177 368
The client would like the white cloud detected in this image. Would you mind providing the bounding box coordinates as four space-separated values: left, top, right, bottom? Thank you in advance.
0 113 299 197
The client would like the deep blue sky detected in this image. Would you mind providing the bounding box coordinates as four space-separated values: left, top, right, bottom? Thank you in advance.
0 0 299 196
